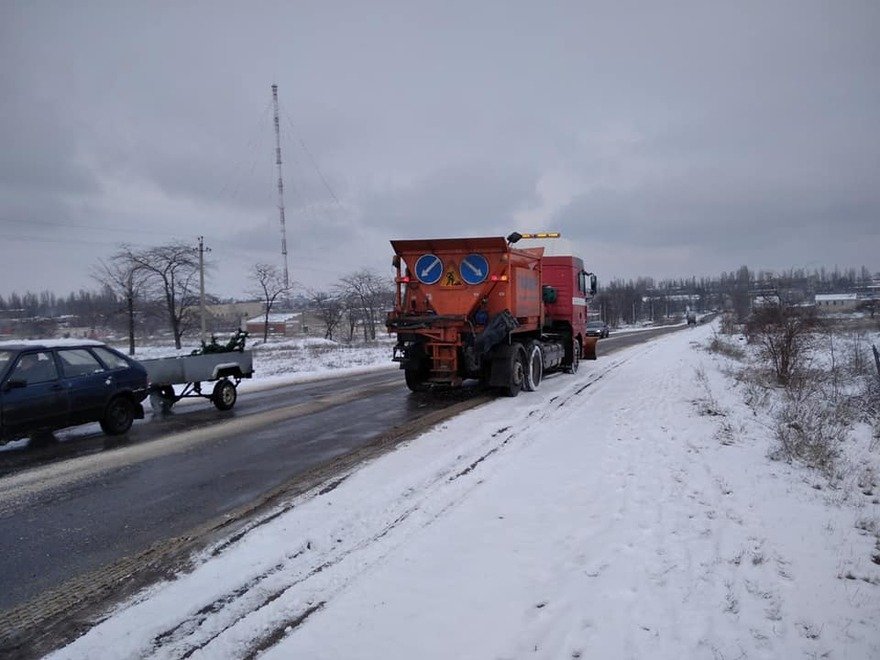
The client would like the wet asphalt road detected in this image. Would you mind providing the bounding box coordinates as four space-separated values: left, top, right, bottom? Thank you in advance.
0 324 687 614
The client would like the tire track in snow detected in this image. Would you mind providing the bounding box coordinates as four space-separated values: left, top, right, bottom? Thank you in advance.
136 354 641 658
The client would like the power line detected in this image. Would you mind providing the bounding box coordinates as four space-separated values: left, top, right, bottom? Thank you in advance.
215 97 275 205
0 232 152 249
283 112 344 208
0 217 177 238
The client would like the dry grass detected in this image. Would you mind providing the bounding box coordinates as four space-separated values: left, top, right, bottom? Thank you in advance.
706 331 747 361
770 380 850 478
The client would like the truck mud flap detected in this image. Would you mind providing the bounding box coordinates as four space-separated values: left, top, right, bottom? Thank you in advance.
582 336 598 361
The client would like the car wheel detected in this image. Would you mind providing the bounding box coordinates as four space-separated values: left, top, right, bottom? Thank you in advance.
212 380 237 411
100 396 135 435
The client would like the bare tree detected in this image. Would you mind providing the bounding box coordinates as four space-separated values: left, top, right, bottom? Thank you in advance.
307 290 344 340
129 242 201 349
249 263 289 342
341 292 361 342
92 245 149 355
746 304 817 385
336 269 393 341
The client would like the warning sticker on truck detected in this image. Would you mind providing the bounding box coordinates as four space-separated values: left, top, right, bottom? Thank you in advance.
441 264 465 287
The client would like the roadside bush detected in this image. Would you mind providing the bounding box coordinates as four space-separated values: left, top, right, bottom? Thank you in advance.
693 363 726 417
771 382 848 478
857 379 880 452
719 313 740 336
842 332 872 377
746 305 817 386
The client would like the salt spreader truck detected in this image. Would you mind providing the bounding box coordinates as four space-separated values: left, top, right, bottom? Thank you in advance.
386 232 598 395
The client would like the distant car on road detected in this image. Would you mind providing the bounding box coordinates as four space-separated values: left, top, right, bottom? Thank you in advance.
0 340 149 444
586 320 610 338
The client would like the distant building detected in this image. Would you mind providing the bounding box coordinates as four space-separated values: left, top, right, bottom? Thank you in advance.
753 294 780 308
815 293 859 312
246 312 302 337
206 302 265 332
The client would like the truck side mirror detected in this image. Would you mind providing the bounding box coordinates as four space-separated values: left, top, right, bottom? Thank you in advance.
590 274 597 295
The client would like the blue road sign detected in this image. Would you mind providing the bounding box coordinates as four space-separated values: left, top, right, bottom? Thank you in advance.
459 253 489 285
414 254 443 285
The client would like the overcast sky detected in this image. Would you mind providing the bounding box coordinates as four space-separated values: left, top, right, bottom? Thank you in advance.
1 0 877 300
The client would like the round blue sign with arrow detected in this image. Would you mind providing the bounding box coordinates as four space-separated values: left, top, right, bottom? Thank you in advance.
459 253 489 285
414 253 443 285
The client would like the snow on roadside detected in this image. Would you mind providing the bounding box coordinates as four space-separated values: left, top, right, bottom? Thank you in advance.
129 336 398 395
52 324 879 659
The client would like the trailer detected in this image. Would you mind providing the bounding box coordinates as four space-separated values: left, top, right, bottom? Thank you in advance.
140 350 254 412
386 231 598 396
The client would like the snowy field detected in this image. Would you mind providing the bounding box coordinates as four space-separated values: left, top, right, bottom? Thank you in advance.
51 323 880 659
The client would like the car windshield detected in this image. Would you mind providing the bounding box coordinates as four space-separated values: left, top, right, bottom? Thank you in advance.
0 350 12 372
587 321 604 328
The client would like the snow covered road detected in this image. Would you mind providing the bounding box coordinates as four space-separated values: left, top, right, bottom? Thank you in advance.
52 324 879 659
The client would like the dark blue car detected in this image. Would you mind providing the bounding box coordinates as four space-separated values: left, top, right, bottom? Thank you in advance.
0 341 149 444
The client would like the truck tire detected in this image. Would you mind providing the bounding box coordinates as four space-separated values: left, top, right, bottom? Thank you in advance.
212 379 237 411
100 396 135 435
523 341 543 392
501 344 525 397
405 368 430 392
564 337 580 374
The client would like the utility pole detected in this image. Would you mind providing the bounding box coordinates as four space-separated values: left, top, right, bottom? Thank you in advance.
271 84 291 306
198 236 210 344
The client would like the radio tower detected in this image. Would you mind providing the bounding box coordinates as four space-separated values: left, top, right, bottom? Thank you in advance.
271 84 291 304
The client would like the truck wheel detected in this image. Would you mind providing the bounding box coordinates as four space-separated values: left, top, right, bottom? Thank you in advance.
564 338 580 374
501 345 525 397
523 341 543 392
100 396 135 435
212 380 237 410
404 368 429 392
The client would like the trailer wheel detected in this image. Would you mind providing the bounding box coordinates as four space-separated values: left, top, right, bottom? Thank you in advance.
501 345 525 397
523 341 543 392
100 396 135 435
564 337 580 374
212 379 237 411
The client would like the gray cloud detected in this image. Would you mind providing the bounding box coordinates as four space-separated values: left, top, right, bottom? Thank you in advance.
360 163 541 236
1 0 877 298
